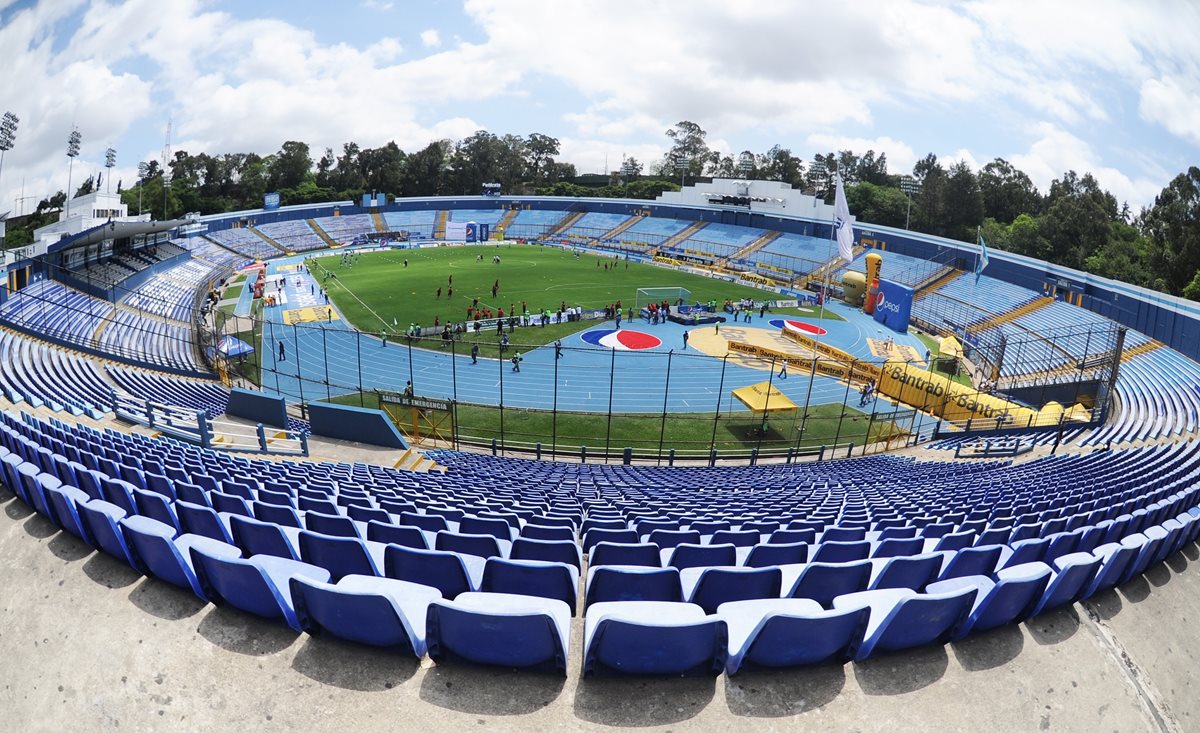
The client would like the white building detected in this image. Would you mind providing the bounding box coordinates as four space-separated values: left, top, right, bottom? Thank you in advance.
31 189 148 247
655 178 852 226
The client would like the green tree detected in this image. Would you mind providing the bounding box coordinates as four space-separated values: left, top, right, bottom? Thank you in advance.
847 182 908 228
525 133 560 184
1038 171 1118 270
979 158 1041 223
269 141 313 191
943 161 985 242
663 120 716 180
1141 166 1200 295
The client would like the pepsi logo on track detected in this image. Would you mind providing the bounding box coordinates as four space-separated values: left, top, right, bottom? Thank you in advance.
581 329 663 351
767 319 828 336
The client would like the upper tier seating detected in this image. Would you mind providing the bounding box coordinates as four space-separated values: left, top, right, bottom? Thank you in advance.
311 214 377 242
382 210 438 238
255 220 326 253
172 237 246 269
205 228 280 260
122 260 218 323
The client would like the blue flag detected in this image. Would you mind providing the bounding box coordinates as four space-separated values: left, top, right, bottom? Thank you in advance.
975 229 990 284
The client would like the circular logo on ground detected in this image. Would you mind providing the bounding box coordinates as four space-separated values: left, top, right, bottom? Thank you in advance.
767 318 828 336
581 329 663 350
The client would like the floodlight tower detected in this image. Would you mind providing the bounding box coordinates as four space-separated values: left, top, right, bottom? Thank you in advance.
0 111 18 196
674 155 692 188
104 147 116 194
900 175 921 230
137 162 149 216
65 127 82 219
736 151 754 180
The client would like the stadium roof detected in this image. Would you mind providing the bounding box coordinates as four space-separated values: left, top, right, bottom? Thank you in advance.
48 218 187 253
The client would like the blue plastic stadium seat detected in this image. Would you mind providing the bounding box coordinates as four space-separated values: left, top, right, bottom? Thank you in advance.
297 530 385 581
480 557 579 611
190 545 331 630
666 542 737 570
647 529 702 550
744 541 808 568
868 553 943 591
926 562 1052 637
290 574 441 655
383 544 484 599
366 520 432 550
460 516 517 542
681 566 783 614
427 592 571 674
589 541 661 568
229 514 302 560
76 498 137 566
833 586 978 660
510 537 582 570
43 483 92 542
120 514 242 599
786 560 873 608
584 565 683 610
719 598 869 674
583 601 727 677
434 530 510 560
810 540 871 564
1030 552 1103 616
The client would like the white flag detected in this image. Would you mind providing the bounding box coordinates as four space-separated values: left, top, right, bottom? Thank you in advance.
834 175 855 264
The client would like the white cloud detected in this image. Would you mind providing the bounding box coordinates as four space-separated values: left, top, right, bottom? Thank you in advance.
805 134 918 174
1009 122 1162 206
0 0 1193 215
1139 76 1200 146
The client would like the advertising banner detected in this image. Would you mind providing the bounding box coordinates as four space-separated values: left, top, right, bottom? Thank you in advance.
873 279 914 332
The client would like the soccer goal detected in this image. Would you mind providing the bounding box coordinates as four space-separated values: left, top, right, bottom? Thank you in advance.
636 287 691 312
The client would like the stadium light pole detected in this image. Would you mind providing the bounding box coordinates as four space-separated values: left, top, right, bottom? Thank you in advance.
737 152 754 180
900 175 920 230
65 127 82 220
137 162 149 217
104 147 116 194
674 155 691 189
0 112 18 203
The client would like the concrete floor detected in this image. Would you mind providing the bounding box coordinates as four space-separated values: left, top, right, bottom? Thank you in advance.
1 485 1196 732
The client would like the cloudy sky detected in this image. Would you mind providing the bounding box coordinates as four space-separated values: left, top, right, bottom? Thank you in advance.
1 0 1197 217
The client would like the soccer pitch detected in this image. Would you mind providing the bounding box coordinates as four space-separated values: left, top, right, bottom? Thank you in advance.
310 243 833 351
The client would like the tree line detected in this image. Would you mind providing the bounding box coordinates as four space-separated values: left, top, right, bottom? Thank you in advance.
4 120 1198 301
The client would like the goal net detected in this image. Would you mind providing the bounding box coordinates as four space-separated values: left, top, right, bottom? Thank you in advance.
636 287 691 312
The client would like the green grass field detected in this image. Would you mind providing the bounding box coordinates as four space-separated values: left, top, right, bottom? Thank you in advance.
311 244 839 357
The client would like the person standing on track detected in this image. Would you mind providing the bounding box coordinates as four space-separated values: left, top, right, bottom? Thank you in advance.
555 340 563 360
682 330 689 349
471 342 479 364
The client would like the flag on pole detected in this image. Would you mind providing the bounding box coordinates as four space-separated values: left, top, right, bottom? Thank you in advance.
834 174 855 263
975 227 990 284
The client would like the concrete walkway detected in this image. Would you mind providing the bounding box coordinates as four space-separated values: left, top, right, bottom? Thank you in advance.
1 483 1194 732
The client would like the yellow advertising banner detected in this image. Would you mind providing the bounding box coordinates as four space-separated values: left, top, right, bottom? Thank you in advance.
876 360 1040 423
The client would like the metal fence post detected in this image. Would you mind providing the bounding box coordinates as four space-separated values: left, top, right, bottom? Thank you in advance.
710 353 729 452
603 347 616 463
657 350 673 465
